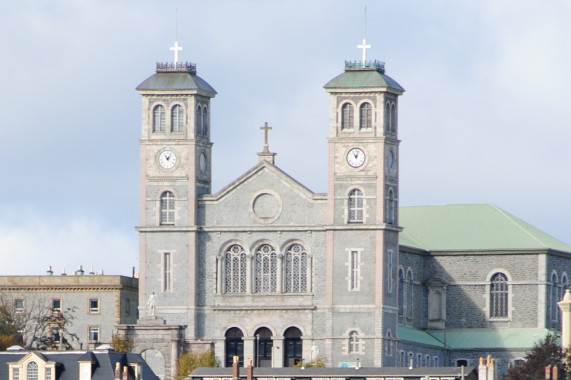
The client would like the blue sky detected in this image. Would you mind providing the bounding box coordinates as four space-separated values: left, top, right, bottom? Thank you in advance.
1 0 570 275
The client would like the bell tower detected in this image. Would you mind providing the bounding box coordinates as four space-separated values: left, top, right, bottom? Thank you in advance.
323 42 404 366
135 42 216 334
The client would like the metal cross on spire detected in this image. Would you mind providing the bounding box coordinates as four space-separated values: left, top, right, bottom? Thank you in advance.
357 6 371 67
260 122 272 153
170 41 183 64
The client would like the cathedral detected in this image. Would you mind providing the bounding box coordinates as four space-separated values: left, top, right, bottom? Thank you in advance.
125 40 571 379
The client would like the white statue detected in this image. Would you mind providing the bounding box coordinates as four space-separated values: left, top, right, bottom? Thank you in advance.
147 292 156 316
311 342 319 360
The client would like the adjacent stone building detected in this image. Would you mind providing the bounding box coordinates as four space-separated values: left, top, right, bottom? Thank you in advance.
0 272 138 349
127 43 571 379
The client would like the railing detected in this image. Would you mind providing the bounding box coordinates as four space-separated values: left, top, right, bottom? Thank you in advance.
156 62 197 74
345 60 385 73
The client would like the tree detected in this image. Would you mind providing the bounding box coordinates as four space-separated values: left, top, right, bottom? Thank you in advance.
294 358 326 368
501 334 569 380
111 332 134 353
0 304 23 350
176 350 218 380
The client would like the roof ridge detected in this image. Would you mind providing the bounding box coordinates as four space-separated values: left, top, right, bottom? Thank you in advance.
490 204 549 249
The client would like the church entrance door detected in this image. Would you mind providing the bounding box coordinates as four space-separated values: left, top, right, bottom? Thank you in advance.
283 327 302 367
254 327 273 367
225 327 244 367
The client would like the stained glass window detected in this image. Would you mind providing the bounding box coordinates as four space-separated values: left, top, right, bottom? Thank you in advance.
285 244 308 293
254 244 277 293
225 245 246 293
490 272 508 318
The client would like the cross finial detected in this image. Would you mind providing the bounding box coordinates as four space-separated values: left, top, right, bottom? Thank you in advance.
357 6 371 67
260 122 272 153
170 41 183 64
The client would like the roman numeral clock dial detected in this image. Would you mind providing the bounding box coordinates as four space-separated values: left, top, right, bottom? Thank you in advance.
158 149 177 170
346 147 366 168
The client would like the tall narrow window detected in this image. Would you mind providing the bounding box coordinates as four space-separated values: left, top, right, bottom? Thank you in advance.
171 105 183 132
196 106 203 135
551 272 558 322
224 245 247 293
490 272 508 318
348 330 359 353
385 330 392 356
350 250 360 290
46 368 52 380
385 102 391 132
390 103 397 132
348 189 364 223
160 191 175 225
386 188 396 224
202 106 208 135
254 244 277 293
359 102 372 129
284 244 308 293
163 252 172 292
153 105 165 132
406 269 414 318
398 268 405 316
387 250 393 293
341 103 354 130
26 362 38 380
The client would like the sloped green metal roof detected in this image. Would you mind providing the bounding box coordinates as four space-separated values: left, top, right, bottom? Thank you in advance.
324 65 404 92
425 328 556 350
398 326 447 347
137 70 216 94
399 204 571 252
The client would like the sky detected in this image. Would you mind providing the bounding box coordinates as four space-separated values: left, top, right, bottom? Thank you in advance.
1 0 570 276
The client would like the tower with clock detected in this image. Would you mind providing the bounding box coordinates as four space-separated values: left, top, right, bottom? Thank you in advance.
323 47 404 365
135 42 216 341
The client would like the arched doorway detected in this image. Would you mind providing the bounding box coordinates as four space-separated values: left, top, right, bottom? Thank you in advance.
254 327 273 367
225 327 244 367
283 327 302 367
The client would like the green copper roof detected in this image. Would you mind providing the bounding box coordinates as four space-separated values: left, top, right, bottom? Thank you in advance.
324 64 404 93
399 204 571 252
136 63 216 94
399 327 556 350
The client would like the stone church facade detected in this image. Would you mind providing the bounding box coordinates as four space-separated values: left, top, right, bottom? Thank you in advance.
124 51 571 378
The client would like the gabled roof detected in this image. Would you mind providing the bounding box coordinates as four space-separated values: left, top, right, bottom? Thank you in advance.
202 160 325 203
399 204 571 252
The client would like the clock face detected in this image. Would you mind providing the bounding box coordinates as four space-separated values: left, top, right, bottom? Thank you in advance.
158 150 177 169
199 152 207 173
387 150 395 169
347 148 366 168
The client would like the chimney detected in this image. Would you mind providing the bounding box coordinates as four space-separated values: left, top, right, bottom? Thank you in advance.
247 358 254 380
76 265 84 276
114 362 121 380
232 355 239 380
122 365 128 380
47 266 53 276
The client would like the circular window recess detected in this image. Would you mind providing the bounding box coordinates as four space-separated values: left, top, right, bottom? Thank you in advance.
249 190 283 224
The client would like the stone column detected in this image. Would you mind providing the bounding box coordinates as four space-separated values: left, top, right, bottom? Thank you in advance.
558 289 571 349
170 339 179 379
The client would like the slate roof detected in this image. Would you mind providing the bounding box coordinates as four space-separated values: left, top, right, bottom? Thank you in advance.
0 349 159 380
399 204 571 252
190 365 476 379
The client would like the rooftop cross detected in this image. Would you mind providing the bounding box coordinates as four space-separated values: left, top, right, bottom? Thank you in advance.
357 6 371 67
260 122 272 153
170 41 183 64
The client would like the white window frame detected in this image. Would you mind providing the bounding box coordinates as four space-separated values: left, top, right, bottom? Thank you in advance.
88 298 100 314
347 249 362 291
89 326 100 342
163 251 172 292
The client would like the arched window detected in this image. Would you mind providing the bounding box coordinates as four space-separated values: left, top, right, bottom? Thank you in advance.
284 244 308 293
426 355 431 367
348 189 364 223
359 102 372 129
390 103 397 132
385 102 391 132
386 188 396 224
417 353 423 367
434 356 439 367
202 106 208 135
398 268 405 316
27 362 38 380
254 244 277 293
171 105 183 133
348 330 359 353
551 272 559 322
406 269 414 318
400 350 406 367
225 327 244 367
196 106 203 135
160 191 175 225
224 245 247 293
153 105 165 132
490 272 508 318
341 103 354 130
